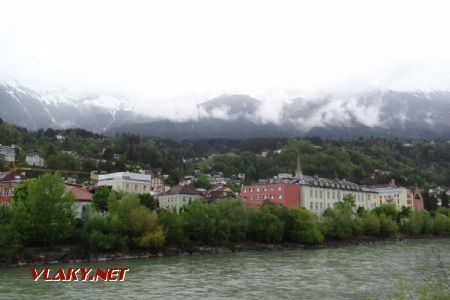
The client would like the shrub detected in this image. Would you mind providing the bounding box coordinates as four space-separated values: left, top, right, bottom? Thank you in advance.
284 208 323 244
433 213 450 236
378 214 399 237
158 210 187 245
183 200 230 245
247 207 284 243
362 213 380 236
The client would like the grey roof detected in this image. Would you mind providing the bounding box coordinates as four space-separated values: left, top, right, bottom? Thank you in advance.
0 145 15 156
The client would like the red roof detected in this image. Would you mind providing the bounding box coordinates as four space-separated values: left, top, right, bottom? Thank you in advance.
69 186 93 202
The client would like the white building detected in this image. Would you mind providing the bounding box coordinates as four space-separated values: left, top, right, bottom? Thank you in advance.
97 172 152 194
0 145 15 162
25 150 45 167
299 176 378 214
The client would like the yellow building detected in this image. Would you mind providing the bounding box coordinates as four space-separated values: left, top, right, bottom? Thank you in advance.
367 185 408 209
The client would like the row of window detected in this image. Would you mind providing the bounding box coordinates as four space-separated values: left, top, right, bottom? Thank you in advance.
0 187 13 196
124 183 148 191
243 194 283 200
309 189 372 202
242 186 283 193
308 201 377 211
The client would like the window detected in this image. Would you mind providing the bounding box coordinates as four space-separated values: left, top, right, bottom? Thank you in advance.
310 190 313 198
310 202 313 209
277 186 282 191
278 194 282 199
315 191 318 199
125 183 129 189
319 191 323 199
315 202 318 210
320 202 323 210
256 187 260 192
327 191 330 199
332 191 336 199
143 185 147 191
135 184 138 190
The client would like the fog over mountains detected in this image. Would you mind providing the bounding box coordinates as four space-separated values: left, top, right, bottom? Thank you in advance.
1 81 450 139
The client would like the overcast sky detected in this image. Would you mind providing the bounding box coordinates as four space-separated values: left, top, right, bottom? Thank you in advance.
1 0 450 100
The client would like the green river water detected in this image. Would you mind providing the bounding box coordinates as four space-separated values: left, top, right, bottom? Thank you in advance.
0 239 449 299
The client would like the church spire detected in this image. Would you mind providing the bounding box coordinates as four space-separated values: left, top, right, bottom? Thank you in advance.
295 152 303 179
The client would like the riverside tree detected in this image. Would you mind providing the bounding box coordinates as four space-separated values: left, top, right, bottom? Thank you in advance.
12 173 75 247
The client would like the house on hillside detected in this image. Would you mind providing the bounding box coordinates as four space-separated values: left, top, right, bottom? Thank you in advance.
0 171 25 205
0 145 15 163
66 185 93 218
26 150 46 167
205 186 237 202
97 171 152 194
158 185 201 212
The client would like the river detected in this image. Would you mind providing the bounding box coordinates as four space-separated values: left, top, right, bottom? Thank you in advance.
0 239 449 299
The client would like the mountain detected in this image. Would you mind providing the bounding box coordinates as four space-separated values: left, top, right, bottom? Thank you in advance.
2 82 450 139
108 91 450 139
0 81 148 132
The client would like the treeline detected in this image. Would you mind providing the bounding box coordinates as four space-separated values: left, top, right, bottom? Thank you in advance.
2 173 450 262
1 119 450 187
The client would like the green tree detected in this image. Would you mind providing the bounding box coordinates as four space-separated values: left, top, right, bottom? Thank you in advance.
139 193 158 210
247 206 284 243
284 208 324 244
378 214 399 237
362 213 380 236
214 198 249 241
12 173 75 247
183 200 230 245
92 186 111 212
158 210 186 245
0 206 22 261
46 153 80 170
194 175 212 189
433 213 450 236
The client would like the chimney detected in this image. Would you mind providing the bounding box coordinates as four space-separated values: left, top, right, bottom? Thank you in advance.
389 178 396 187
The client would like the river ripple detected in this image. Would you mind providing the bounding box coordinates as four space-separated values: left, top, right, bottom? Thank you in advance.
0 239 449 299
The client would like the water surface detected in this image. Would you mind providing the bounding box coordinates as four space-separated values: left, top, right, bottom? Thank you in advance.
0 239 449 299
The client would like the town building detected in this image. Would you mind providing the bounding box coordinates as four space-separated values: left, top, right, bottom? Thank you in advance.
204 186 237 202
240 154 378 213
0 144 15 163
407 186 424 211
301 176 378 214
158 185 201 212
25 150 46 167
150 176 165 190
66 185 93 218
367 179 408 209
0 171 25 205
240 183 300 208
97 171 152 194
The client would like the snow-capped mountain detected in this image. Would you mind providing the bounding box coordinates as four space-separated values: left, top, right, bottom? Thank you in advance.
108 91 450 139
2 81 450 139
0 81 147 132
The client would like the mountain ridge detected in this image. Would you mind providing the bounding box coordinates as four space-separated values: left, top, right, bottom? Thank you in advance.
1 82 450 139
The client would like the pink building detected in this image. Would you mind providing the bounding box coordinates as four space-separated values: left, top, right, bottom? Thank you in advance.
240 183 300 207
407 186 424 211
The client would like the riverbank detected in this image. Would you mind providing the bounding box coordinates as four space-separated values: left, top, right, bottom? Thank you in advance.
2 236 448 268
